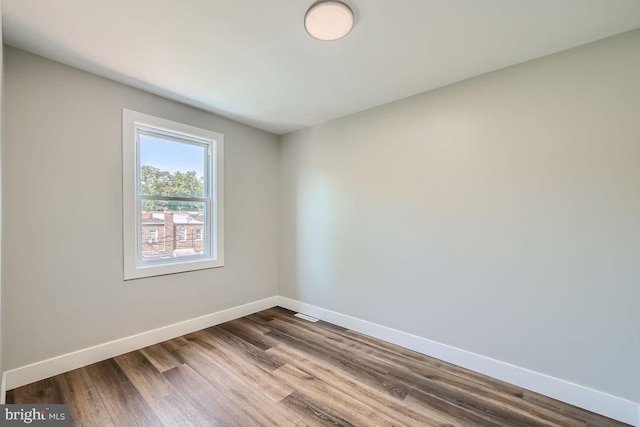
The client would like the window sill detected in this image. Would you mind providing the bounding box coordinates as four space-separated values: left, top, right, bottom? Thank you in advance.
124 257 224 280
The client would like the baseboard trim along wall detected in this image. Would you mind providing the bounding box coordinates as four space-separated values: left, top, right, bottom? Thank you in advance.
3 294 638 425
3 296 279 392
277 296 639 427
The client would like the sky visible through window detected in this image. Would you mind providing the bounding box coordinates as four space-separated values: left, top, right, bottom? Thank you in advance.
140 134 205 175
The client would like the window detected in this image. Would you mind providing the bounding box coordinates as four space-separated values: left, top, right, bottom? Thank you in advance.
148 229 158 245
123 109 224 280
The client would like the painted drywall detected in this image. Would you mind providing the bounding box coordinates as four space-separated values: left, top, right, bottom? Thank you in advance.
280 29 640 402
0 5 5 391
2 47 280 370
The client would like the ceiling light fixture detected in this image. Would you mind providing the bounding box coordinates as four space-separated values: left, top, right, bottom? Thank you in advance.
304 1 354 41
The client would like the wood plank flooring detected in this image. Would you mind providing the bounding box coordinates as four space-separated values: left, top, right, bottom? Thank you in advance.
6 307 629 426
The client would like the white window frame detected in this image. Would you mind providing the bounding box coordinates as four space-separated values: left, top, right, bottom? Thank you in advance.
195 228 203 241
177 228 187 242
123 109 224 280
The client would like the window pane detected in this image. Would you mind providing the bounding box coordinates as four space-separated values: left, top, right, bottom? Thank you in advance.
140 200 207 263
139 134 206 198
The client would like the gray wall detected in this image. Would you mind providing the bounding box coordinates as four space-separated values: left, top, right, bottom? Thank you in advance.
280 30 640 402
2 47 280 370
0 5 5 388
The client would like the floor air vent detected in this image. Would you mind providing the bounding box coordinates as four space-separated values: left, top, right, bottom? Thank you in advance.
294 312 319 322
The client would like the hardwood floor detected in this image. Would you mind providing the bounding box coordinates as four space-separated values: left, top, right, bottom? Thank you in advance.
7 307 629 426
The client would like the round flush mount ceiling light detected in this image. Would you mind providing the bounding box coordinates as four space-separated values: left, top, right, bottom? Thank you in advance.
304 1 354 41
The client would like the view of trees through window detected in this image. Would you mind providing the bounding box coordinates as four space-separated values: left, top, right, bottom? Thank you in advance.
140 165 205 211
138 133 210 261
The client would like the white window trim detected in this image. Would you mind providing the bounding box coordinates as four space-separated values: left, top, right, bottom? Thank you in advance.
123 109 224 280
195 228 203 241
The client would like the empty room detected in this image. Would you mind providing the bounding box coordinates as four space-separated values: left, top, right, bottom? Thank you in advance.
0 0 639 426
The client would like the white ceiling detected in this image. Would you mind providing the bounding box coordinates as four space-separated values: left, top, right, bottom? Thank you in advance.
3 1 640 135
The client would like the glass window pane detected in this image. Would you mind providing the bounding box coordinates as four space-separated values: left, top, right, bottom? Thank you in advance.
124 109 224 279
139 134 206 198
140 200 207 263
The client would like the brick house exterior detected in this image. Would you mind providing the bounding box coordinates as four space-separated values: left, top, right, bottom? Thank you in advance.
141 211 205 260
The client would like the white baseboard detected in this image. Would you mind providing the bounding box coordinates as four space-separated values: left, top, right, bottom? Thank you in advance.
3 295 638 426
278 296 639 427
3 296 279 392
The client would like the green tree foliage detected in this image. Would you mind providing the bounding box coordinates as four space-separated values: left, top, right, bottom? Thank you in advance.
140 165 205 211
